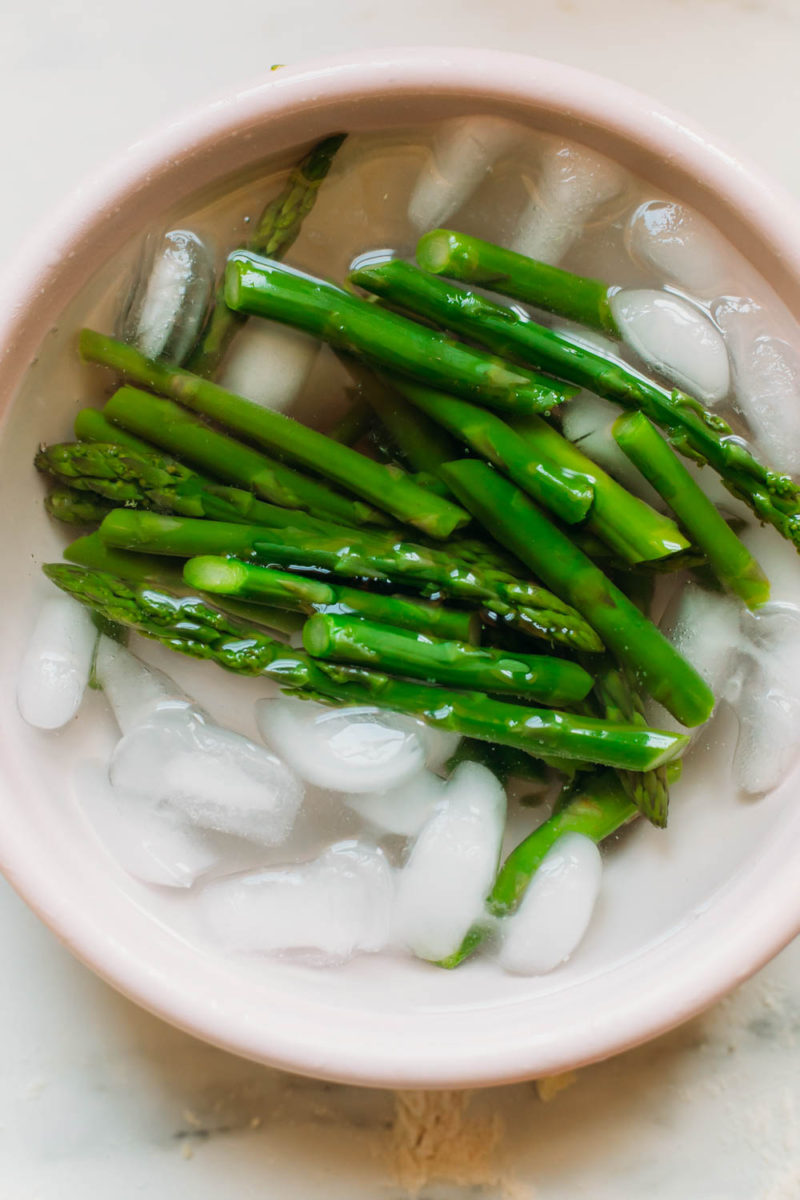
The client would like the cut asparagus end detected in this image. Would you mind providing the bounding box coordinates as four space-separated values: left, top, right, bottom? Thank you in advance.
183 556 250 594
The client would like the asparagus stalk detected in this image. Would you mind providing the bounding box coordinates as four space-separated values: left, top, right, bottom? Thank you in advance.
223 251 576 416
187 133 346 377
36 441 297 525
98 509 605 653
302 612 594 705
417 228 618 333
183 556 479 643
613 412 769 607
64 533 304 635
326 392 374 445
79 330 468 539
42 566 689 771
44 487 114 526
388 376 688 560
74 408 154 454
390 250 800 548
441 769 637 967
591 658 669 827
100 386 387 527
445 738 549 785
439 459 714 727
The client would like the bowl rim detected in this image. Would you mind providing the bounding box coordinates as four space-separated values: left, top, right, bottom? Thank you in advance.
1 45 799 1089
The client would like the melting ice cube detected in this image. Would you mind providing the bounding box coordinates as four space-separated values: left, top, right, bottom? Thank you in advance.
17 595 97 730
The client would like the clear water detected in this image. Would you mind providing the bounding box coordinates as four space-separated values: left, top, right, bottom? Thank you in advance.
13 115 800 981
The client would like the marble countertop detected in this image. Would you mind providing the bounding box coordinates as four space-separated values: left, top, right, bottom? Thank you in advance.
2 1 799 1195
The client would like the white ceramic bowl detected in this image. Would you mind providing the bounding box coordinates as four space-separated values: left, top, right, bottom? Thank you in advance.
1 48 799 1089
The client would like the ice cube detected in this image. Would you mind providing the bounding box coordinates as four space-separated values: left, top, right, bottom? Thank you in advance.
110 706 304 844
94 636 192 734
498 832 602 975
344 769 447 837
611 288 730 404
118 229 213 365
626 200 728 295
17 595 97 730
75 760 219 887
218 321 320 412
408 116 520 232
255 695 435 793
393 761 506 961
733 603 800 796
512 143 626 265
661 583 744 702
198 841 394 961
714 296 800 475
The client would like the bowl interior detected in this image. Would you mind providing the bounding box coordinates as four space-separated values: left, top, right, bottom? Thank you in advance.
1 49 799 1087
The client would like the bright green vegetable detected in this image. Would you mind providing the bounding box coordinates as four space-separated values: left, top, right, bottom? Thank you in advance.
359 253 800 549
79 331 468 539
44 566 688 771
187 133 347 377
441 769 637 967
223 251 576 416
417 228 618 334
100 386 385 527
613 411 769 607
388 375 688 561
302 612 594 704
183 556 479 643
440 459 714 727
98 509 605 654
44 487 114 526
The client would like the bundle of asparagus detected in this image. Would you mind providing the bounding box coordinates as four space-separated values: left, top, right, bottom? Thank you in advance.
34 131 785 971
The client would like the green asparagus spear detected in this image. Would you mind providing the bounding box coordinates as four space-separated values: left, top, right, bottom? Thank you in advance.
417 229 619 334
392 250 800 548
387 379 591 525
79 330 468 539
183 556 479 643
302 612 594 704
36 441 299 525
44 487 115 526
187 134 346 377
440 459 714 727
353 370 462 476
223 251 576 416
101 386 385 527
591 658 669 827
388 376 688 560
64 533 304 635
42 566 689 771
441 769 637 967
613 411 769 607
74 408 154 454
445 738 549 785
98 509 604 653
326 393 375 445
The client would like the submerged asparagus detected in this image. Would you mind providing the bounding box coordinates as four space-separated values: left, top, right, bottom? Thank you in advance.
440 459 714 727
36 441 302 526
101 386 385 527
302 612 594 704
441 768 638 967
44 566 688 771
98 509 605 653
357 253 800 549
183 556 479 643
187 133 346 377
44 487 115 526
387 376 689 562
64 533 304 635
223 251 576 415
613 411 769 607
79 330 468 539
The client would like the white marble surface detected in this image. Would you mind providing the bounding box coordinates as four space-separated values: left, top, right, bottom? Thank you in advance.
2 1 800 1196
